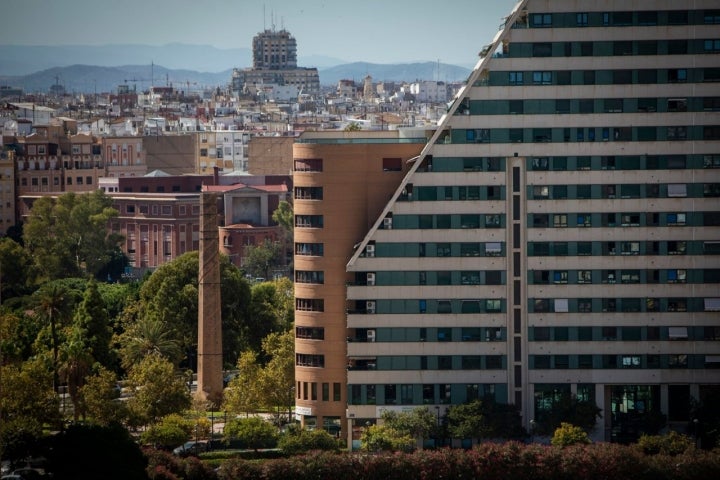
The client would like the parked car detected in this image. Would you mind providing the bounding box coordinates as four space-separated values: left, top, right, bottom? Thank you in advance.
172 440 209 457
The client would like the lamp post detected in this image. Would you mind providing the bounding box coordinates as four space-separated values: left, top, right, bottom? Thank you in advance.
530 419 537 443
435 406 441 447
693 418 700 449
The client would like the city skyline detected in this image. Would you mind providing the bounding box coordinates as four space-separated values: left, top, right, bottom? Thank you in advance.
1 0 513 67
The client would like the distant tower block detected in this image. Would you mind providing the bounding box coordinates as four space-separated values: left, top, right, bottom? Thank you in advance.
197 190 223 406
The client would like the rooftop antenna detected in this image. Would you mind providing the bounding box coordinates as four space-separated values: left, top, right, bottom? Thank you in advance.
271 9 276 31
263 4 266 30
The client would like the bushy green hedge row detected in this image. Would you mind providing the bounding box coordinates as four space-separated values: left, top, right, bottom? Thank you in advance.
215 442 720 480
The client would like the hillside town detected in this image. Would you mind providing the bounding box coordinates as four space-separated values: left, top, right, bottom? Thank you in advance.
0 27 458 275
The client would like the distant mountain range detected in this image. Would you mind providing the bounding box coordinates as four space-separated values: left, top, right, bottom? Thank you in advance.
0 44 471 94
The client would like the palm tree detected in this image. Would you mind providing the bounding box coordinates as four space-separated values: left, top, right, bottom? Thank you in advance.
59 326 93 422
34 284 71 393
120 314 182 370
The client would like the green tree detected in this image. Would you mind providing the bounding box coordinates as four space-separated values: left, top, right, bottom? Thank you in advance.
222 350 262 416
223 416 278 451
58 325 94 421
133 251 251 367
446 400 490 439
551 422 591 446
79 366 126 426
119 314 183 370
73 280 114 368
382 407 437 448
125 353 191 428
0 237 34 301
272 200 293 266
278 425 338 455
0 358 59 435
23 190 121 280
33 283 73 393
360 424 414 452
243 240 283 280
534 392 602 435
344 122 361 131
258 330 295 423
141 413 194 448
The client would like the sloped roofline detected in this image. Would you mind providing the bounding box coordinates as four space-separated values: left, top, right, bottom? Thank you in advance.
346 0 529 269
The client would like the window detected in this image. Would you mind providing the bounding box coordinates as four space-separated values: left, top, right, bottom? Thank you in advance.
509 72 524 85
576 13 588 26
295 270 325 284
667 126 687 140
296 354 325 368
667 184 687 197
576 214 591 227
295 298 324 312
577 270 592 284
621 356 641 368
532 71 552 85
669 354 688 368
296 243 324 256
704 39 720 52
532 13 552 27
382 158 402 171
578 299 592 313
553 214 568 227
667 269 687 283
533 43 552 57
667 213 686 225
294 158 323 172
668 69 687 83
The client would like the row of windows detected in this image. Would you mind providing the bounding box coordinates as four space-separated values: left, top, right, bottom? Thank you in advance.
527 155 720 171
294 186 323 200
504 39 720 59
19 176 93 187
348 383 501 406
482 68 719 87
532 240 719 256
296 380 342 402
124 204 185 216
530 325 720 342
293 157 407 173
362 242 504 258
528 183 720 200
347 355 505 371
526 10 719 28
415 156 505 173
459 97 720 116
295 326 324 340
348 327 504 343
295 215 324 228
295 242 324 256
354 270 505 287
530 354 718 370
529 297 720 314
530 268 720 285
530 212 720 229
351 299 504 315
295 298 324 312
295 270 324 284
296 353 325 367
453 125 720 145
385 213 504 230
400 184 505 201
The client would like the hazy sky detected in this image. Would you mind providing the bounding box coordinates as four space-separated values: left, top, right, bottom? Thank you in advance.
2 0 516 65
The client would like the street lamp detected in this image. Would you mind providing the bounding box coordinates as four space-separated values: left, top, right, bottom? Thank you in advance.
693 418 700 449
529 419 537 443
435 406 441 447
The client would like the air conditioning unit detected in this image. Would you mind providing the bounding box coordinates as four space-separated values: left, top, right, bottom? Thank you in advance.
367 329 376 342
365 244 375 257
367 272 376 286
366 300 376 314
383 217 393 229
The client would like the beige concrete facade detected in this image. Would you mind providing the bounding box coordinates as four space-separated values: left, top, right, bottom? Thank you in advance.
292 131 425 433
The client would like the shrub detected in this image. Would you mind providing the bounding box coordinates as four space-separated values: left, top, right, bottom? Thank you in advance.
551 422 591 447
141 413 194 449
637 430 695 456
278 427 339 455
223 416 277 451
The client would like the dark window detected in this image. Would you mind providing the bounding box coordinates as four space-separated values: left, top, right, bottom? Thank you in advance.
383 158 402 171
533 43 552 57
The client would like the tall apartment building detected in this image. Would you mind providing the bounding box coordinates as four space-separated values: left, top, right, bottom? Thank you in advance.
292 131 426 434
252 29 298 70
231 28 320 96
293 0 720 447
